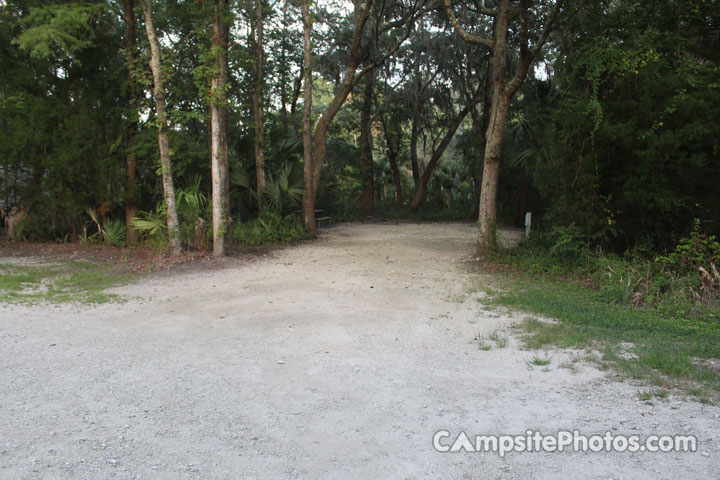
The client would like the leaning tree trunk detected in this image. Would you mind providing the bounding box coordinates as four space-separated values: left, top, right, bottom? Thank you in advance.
122 0 138 244
253 0 266 213
140 0 182 255
409 101 475 211
300 0 316 234
359 75 374 216
210 0 231 257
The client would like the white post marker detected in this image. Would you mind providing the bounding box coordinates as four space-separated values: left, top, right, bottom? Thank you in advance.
525 212 532 238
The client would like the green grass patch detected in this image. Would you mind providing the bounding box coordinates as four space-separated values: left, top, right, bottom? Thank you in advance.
0 262 128 304
490 275 720 398
527 354 553 367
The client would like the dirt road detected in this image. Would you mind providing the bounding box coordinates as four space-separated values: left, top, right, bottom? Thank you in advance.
1 223 718 479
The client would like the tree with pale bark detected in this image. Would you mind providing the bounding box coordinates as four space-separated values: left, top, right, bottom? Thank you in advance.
139 0 183 255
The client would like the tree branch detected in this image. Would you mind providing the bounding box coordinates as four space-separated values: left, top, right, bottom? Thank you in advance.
444 0 494 49
505 0 563 96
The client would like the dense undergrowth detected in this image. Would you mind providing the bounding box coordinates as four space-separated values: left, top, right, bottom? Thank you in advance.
233 213 311 246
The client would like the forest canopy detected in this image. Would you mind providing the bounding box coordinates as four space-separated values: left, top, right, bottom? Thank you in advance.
0 0 718 254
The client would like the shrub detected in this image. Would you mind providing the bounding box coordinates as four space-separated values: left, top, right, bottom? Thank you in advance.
234 213 310 246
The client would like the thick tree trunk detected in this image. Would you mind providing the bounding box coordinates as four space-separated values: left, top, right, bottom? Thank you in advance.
123 0 138 244
359 75 374 216
300 0 316 234
477 91 510 249
409 102 474 211
253 0 266 213
469 71 491 220
210 0 231 257
140 0 182 255
476 6 511 250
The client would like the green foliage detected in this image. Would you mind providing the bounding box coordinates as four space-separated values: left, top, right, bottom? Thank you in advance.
491 274 720 394
262 161 305 214
13 3 105 62
129 178 209 249
656 219 720 276
130 210 166 241
85 208 126 246
491 216 720 393
234 213 310 246
527 0 720 250
497 219 720 312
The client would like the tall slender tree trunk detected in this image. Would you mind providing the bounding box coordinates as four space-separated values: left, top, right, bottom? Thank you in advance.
279 0 289 126
359 75 374 216
210 0 231 257
378 104 402 206
140 0 182 255
253 0 266 213
409 72 421 188
383 126 402 206
123 0 138 244
290 64 304 137
300 0 315 234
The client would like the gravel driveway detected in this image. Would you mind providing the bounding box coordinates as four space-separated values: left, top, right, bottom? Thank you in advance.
1 223 718 479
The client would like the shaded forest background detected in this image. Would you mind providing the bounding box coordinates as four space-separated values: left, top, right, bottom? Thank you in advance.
1 0 719 254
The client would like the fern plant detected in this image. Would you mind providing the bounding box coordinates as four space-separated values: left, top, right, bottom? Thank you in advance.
232 161 304 215
86 208 126 246
130 210 166 240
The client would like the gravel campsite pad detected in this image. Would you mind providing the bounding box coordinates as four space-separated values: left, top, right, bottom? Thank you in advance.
1 223 718 479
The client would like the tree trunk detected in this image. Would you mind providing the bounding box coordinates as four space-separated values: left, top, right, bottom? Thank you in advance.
303 6 367 229
301 0 416 229
279 0 289 126
379 111 402 206
477 88 511 249
409 73 421 188
122 0 138 244
253 0 266 213
210 0 231 257
469 69 491 220
359 75 374 216
290 64 303 137
409 101 474 210
444 0 562 250
476 6 511 250
300 0 316 234
140 0 182 255
387 141 402 206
